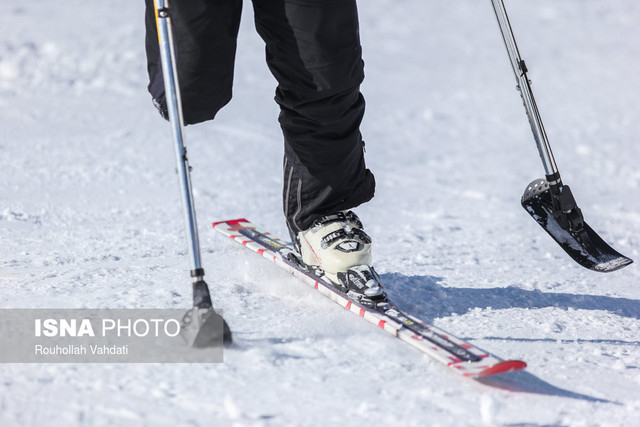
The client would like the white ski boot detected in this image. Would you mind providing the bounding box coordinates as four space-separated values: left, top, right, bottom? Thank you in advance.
295 211 385 304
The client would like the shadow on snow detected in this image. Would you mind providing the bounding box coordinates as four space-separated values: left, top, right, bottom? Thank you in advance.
380 272 636 403
380 272 640 323
476 370 616 404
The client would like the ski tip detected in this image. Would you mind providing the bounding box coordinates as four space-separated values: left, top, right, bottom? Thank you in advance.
592 255 633 273
476 360 527 378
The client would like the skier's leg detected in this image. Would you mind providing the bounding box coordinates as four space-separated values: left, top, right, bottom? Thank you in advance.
144 0 243 125
252 0 375 234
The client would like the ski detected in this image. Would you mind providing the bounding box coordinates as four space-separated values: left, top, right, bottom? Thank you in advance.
213 218 526 378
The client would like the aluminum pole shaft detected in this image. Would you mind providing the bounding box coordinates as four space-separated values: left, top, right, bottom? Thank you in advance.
490 0 560 182
154 0 203 273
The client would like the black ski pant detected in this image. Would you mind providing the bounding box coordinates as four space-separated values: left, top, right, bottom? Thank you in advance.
144 0 375 233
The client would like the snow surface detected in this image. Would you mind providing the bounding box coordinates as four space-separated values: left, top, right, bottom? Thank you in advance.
1 0 639 425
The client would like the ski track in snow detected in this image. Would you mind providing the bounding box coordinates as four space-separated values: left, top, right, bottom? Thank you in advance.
1 0 639 426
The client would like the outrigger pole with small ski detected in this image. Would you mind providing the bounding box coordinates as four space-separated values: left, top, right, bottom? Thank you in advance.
490 0 632 272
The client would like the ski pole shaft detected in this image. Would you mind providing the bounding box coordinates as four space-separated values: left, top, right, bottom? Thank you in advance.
154 0 204 280
153 1 233 343
490 0 561 185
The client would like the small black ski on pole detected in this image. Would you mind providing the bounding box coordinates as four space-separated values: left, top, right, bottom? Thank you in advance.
154 0 232 345
490 0 632 272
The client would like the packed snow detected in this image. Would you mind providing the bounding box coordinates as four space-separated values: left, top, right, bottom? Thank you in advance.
1 0 639 425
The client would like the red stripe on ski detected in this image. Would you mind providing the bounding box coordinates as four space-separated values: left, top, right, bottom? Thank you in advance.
212 218 249 227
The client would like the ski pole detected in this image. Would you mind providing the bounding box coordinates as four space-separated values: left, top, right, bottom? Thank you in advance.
154 0 231 344
490 0 559 182
489 0 632 272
